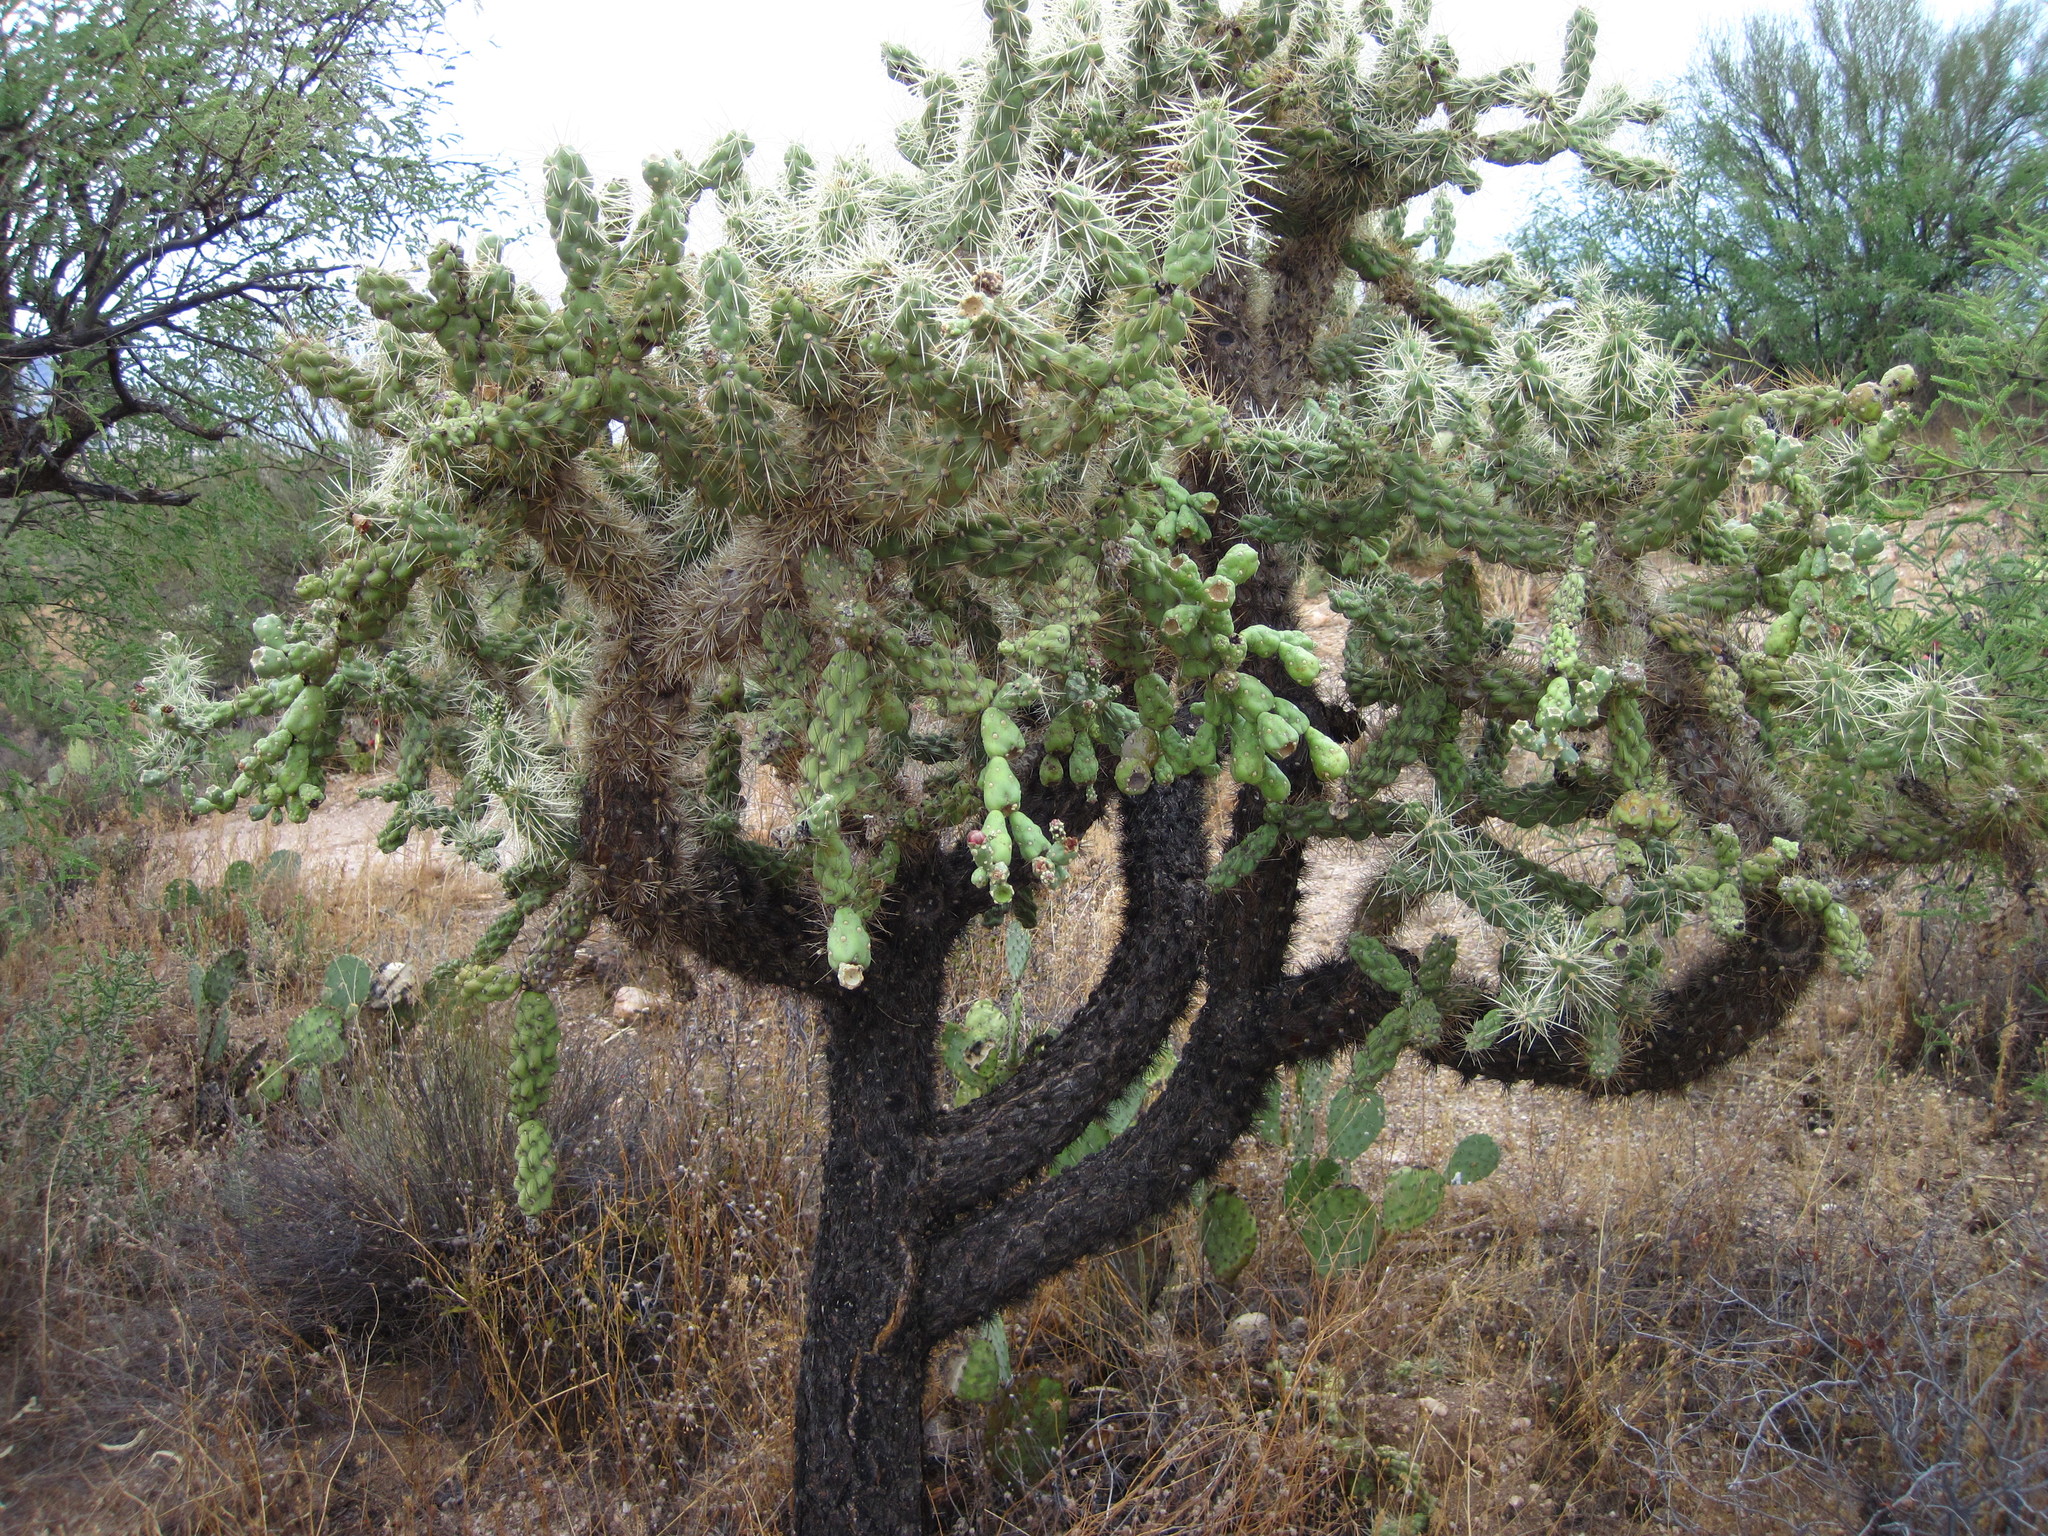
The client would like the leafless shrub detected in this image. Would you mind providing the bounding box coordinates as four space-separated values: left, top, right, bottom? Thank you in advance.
1617 1212 2048 1535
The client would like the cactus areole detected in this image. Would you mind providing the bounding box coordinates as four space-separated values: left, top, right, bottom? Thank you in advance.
141 2 2037 1530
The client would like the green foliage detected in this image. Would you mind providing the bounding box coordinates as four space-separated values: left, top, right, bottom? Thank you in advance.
0 0 495 509
1885 216 2048 727
1 950 159 1193
1516 0 2048 378
1 445 330 735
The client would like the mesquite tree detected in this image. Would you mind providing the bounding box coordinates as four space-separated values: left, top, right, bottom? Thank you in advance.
139 1 2041 1529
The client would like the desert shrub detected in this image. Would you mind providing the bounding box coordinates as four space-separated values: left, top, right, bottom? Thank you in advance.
0 949 160 1198
1615 1214 2048 1533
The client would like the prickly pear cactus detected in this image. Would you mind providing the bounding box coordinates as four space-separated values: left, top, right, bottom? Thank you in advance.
1199 1186 1258 1286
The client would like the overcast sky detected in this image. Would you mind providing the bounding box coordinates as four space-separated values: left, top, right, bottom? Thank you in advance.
418 0 1989 278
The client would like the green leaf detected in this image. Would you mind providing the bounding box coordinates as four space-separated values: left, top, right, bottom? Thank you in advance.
1444 1132 1501 1185
1324 1086 1386 1162
322 954 374 1012
1301 1184 1378 1275
1283 1154 1340 1209
1380 1167 1447 1232
260 848 302 884
221 859 255 893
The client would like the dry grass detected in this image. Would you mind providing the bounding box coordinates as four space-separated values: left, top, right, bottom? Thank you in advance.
1 770 2044 1535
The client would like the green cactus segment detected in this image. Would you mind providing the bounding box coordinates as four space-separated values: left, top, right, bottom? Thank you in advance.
951 1337 1002 1403
322 953 374 1012
1379 1167 1447 1232
514 1117 558 1216
285 1005 347 1071
1324 1086 1387 1162
1199 1186 1259 1286
1443 1133 1501 1185
985 1373 1069 1492
1777 877 1873 977
1349 1002 1413 1090
827 905 874 989
1346 934 1413 995
506 989 563 1120
1301 1185 1380 1276
1284 1154 1342 1210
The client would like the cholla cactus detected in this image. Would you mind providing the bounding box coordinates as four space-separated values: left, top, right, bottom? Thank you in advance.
142 4 2037 1528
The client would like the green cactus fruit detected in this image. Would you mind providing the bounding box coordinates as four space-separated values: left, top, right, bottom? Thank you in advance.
1379 1167 1446 1232
827 905 872 989
1610 788 1686 839
1068 731 1098 784
1008 811 1050 864
1199 1186 1258 1285
1443 1133 1500 1185
1284 1155 1342 1210
1303 727 1349 783
1763 610 1802 658
1301 1184 1379 1276
1134 672 1176 729
1325 1085 1387 1161
514 1117 557 1215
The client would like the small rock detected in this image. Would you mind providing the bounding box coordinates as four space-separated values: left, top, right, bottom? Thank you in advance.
365 961 417 1011
612 986 665 1021
1283 1316 1309 1341
1508 1415 1532 1432
1221 1312 1275 1362
1418 1395 1451 1417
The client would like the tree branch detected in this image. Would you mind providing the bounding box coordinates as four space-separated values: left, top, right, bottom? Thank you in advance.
918 956 1391 1344
1425 889 1827 1091
921 774 1210 1225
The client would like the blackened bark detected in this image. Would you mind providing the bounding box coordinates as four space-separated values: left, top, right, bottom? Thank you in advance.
791 853 958 1536
921 958 1390 1341
1423 891 1827 1091
922 777 1210 1223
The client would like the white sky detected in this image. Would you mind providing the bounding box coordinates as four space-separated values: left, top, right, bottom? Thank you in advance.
416 0 1991 279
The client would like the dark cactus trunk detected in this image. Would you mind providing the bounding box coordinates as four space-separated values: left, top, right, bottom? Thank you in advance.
790 904 946 1536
